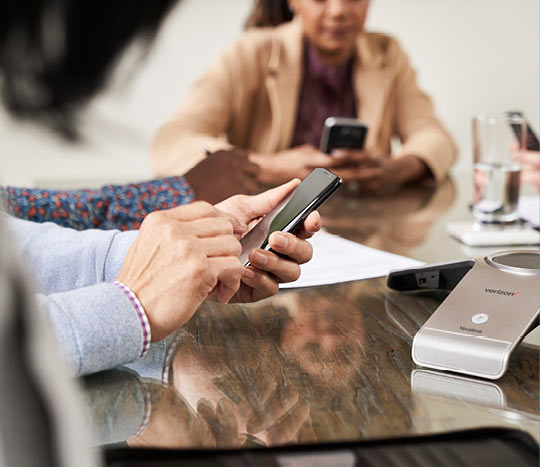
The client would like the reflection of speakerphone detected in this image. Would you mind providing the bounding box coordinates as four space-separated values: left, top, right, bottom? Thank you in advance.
411 370 505 410
387 250 540 380
411 370 540 423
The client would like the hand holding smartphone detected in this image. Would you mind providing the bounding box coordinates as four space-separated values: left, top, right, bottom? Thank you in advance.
239 168 342 266
505 110 540 151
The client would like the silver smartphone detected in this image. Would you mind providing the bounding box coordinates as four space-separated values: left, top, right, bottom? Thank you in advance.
239 168 342 266
319 117 369 154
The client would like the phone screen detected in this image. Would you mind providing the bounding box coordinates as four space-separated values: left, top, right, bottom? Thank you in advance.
239 168 341 265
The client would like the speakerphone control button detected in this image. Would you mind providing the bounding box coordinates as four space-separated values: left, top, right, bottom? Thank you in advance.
471 313 488 324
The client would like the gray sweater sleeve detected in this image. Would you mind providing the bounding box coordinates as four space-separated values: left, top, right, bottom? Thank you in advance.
37 284 145 375
4 216 137 293
5 215 145 375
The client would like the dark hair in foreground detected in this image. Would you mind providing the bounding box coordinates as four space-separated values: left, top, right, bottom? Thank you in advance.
245 0 293 29
0 0 179 140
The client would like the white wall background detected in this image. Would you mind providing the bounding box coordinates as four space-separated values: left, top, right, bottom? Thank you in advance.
367 0 539 175
0 0 538 188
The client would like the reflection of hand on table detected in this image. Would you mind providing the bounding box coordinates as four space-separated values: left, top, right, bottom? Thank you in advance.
242 383 313 446
277 293 366 384
197 397 246 447
196 390 313 447
128 384 214 449
170 331 314 448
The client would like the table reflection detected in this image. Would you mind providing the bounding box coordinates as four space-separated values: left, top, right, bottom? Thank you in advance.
166 291 369 448
411 369 539 421
320 179 455 255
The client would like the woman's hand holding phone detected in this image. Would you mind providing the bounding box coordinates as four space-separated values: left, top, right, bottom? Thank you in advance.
215 179 321 303
235 217 319 302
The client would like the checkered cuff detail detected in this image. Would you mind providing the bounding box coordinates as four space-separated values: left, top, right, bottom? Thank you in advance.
113 281 151 357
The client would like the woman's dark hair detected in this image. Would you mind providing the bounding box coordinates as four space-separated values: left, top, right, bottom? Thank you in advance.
0 0 179 140
245 0 293 29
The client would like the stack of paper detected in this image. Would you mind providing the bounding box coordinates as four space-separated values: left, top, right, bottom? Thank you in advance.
281 231 423 289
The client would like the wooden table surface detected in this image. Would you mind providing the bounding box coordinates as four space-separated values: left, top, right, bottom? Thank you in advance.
83 178 539 451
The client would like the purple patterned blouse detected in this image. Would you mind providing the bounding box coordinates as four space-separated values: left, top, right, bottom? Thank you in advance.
290 41 357 149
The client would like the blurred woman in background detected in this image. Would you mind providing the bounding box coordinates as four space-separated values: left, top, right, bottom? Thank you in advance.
152 0 456 194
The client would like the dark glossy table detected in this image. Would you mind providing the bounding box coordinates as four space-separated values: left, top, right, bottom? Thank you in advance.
83 178 539 452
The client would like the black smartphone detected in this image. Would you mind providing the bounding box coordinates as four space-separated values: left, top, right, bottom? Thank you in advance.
319 117 368 154
239 168 342 266
505 111 540 151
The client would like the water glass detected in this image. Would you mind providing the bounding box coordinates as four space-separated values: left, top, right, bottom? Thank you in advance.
472 114 525 223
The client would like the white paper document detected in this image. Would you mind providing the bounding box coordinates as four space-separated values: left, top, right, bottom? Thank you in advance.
280 231 423 289
519 195 540 227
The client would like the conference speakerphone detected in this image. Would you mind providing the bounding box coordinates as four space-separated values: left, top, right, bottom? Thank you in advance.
387 250 539 380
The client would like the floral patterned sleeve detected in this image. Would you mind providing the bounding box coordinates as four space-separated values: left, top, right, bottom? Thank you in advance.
1 176 195 231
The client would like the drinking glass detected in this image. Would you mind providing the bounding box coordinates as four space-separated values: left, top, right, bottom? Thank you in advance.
472 114 525 223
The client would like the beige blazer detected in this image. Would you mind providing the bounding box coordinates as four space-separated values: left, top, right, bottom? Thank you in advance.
152 19 456 182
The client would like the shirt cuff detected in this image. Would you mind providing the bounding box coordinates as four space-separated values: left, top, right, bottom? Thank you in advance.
114 281 151 357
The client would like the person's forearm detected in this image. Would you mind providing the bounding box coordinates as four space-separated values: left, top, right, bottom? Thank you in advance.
5 215 137 294
98 177 195 230
1 176 195 231
392 155 431 184
397 129 457 183
38 283 147 376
